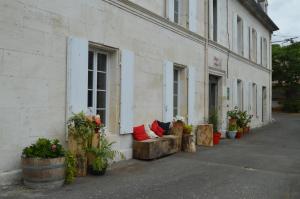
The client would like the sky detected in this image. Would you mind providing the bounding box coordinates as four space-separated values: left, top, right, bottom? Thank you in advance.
268 0 300 44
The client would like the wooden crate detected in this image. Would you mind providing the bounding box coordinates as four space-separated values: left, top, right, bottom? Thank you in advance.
196 124 213 147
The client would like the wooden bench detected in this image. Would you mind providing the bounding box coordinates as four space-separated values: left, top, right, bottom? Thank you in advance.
133 135 179 160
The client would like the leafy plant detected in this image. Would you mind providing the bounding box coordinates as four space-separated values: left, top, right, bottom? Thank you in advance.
227 107 239 119
209 111 218 132
86 135 125 172
67 112 95 143
228 124 237 131
236 110 253 128
65 151 76 184
22 138 65 158
183 124 193 134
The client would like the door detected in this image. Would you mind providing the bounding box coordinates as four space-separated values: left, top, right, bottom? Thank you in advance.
262 86 267 122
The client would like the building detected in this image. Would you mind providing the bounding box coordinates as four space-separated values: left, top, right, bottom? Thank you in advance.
0 0 278 185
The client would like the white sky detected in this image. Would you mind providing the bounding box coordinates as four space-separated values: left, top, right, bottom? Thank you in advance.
268 0 300 43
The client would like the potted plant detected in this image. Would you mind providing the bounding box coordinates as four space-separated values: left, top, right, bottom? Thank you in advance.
227 124 238 139
227 107 239 125
67 112 95 176
22 138 65 189
244 114 253 134
209 111 221 145
86 134 124 175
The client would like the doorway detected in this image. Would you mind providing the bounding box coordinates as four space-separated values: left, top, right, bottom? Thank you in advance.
209 75 221 127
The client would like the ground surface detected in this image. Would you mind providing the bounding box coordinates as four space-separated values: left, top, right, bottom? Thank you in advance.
1 113 300 199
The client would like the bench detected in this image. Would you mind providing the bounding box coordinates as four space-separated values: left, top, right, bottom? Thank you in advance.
133 135 179 160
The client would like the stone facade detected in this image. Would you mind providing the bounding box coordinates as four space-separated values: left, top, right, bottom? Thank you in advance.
0 0 278 185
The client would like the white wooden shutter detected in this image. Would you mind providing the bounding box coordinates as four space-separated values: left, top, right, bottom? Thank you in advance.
232 13 238 52
231 77 238 108
166 0 175 22
248 81 253 113
188 0 197 32
243 20 248 58
243 81 248 111
256 84 262 121
209 0 214 40
257 33 261 64
67 36 88 116
249 27 253 60
163 60 174 122
188 65 196 124
120 49 135 134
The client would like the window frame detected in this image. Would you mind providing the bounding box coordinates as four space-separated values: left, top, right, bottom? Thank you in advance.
87 48 110 125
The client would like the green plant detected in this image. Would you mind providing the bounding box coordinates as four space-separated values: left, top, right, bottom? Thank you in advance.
236 110 253 128
183 124 193 134
86 135 125 172
227 107 239 119
228 124 237 131
283 99 300 113
67 112 95 143
209 111 218 132
65 151 76 184
22 138 65 158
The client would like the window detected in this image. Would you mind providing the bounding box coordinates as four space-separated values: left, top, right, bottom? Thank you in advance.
237 80 243 110
252 83 257 116
173 68 179 117
237 16 244 55
174 0 179 24
88 50 108 124
251 28 257 62
213 0 218 41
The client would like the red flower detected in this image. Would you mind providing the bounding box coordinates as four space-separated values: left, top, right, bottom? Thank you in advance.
95 115 101 126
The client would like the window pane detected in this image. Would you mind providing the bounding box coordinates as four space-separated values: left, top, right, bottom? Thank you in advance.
97 53 107 72
174 70 178 81
174 0 179 23
88 71 93 89
174 83 178 94
97 109 106 124
88 90 93 107
97 91 106 109
97 72 106 90
174 108 178 117
88 51 94 70
174 95 178 108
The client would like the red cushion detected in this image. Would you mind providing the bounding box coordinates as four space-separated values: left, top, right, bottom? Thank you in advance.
133 125 149 141
151 121 164 137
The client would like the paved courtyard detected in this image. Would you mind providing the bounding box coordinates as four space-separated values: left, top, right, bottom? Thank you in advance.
1 113 300 199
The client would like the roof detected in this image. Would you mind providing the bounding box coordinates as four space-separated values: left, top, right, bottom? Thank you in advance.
238 0 279 32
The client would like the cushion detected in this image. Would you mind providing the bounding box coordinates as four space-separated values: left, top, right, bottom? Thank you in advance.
133 125 149 141
151 121 164 137
157 121 171 135
145 124 159 139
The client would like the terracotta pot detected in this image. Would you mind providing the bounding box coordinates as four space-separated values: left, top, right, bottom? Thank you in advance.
228 118 237 125
236 132 242 139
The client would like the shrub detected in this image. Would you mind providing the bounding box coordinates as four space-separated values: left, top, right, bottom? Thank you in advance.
283 99 300 113
22 138 65 158
65 151 76 184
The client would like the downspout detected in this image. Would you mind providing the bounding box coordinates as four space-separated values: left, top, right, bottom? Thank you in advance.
204 0 209 121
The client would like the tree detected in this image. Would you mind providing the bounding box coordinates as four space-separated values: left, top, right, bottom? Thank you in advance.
272 42 300 112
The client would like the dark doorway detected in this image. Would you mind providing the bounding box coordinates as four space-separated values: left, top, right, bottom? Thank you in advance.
262 86 267 122
209 75 220 117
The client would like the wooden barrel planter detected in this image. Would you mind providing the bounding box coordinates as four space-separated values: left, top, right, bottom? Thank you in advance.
22 157 65 189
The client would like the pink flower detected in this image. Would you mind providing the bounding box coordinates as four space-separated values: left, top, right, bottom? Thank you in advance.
95 115 101 126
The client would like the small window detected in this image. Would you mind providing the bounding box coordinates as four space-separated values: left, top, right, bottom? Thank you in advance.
237 79 243 110
213 0 218 42
237 16 244 55
174 0 179 24
88 50 108 124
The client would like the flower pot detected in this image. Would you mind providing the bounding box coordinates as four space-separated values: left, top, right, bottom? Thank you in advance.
244 127 250 134
88 165 107 176
213 133 221 145
236 131 242 139
227 131 237 139
228 118 237 125
22 157 65 189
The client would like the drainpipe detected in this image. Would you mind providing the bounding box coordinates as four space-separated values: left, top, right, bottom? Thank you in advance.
204 0 209 122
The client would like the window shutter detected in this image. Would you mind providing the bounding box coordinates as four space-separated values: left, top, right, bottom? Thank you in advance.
243 20 248 58
232 13 238 52
243 81 248 111
257 32 261 64
163 60 174 122
256 85 262 120
166 0 175 22
67 36 88 117
231 77 238 108
188 0 197 32
248 81 253 113
188 65 196 124
249 27 252 60
120 49 135 134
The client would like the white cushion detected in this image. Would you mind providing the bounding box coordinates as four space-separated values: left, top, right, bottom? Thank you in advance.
145 124 159 138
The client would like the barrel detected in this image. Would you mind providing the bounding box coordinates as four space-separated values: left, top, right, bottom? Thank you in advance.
22 157 65 189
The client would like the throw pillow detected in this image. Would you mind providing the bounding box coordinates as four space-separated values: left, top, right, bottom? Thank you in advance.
133 125 149 141
145 124 159 138
151 120 164 137
157 120 171 135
